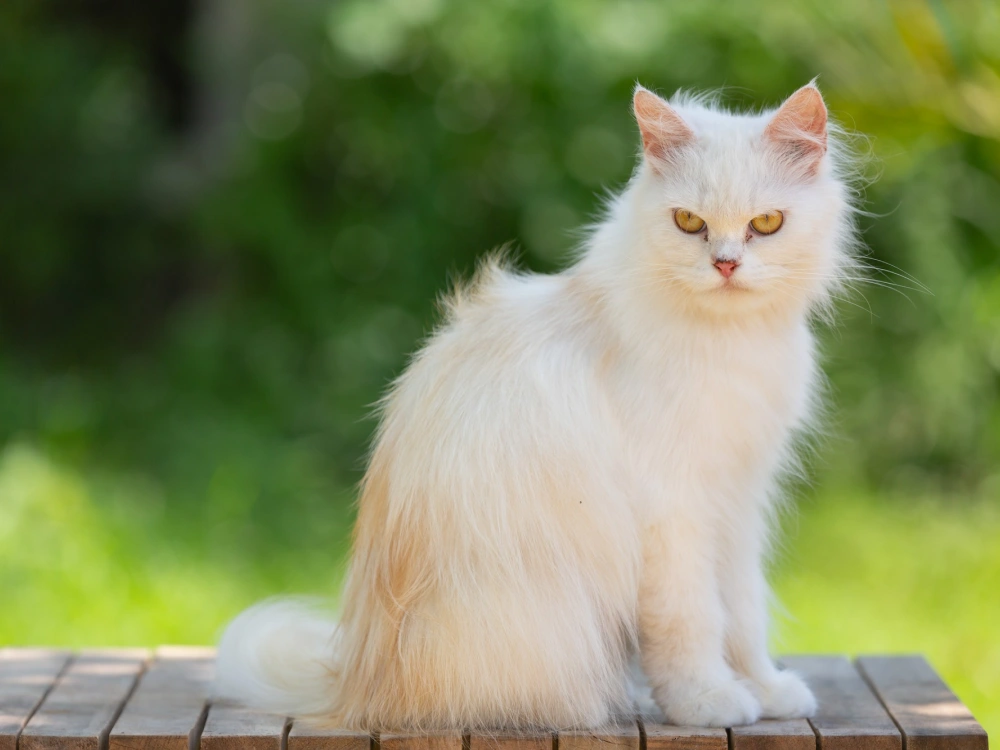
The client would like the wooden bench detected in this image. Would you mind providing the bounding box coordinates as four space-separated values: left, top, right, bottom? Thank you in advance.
0 649 987 750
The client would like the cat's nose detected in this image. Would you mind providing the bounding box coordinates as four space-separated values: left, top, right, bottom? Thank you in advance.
713 260 739 278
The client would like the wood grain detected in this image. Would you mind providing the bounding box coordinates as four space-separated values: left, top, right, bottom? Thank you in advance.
109 646 215 750
286 719 370 750
380 731 462 750
20 649 147 750
200 700 285 750
0 649 73 750
729 718 816 750
856 656 988 750
467 733 552 750
641 720 728 750
560 720 640 750
782 655 900 750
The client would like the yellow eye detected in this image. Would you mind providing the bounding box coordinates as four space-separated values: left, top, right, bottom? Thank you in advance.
674 209 706 234
750 211 784 235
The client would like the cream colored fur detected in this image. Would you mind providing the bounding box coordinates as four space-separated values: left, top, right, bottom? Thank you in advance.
215 83 857 730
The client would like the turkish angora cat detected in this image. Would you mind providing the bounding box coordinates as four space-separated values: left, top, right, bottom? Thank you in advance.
215 82 857 730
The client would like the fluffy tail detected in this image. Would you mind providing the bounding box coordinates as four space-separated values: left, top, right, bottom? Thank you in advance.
214 598 340 717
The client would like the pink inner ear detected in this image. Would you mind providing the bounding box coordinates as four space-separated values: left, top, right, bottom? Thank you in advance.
764 85 828 172
633 87 694 163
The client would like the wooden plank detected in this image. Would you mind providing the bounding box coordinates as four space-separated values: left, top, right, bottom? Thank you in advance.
641 720 728 750
380 732 462 750
287 719 369 750
109 646 215 750
468 733 551 750
200 700 285 750
856 656 988 750
560 721 640 750
729 718 816 750
20 649 147 750
0 649 73 750
782 656 900 750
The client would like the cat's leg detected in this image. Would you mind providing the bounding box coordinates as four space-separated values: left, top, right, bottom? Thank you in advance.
719 512 816 720
639 517 761 727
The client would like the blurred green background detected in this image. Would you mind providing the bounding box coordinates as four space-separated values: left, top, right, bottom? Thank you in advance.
1 0 997 734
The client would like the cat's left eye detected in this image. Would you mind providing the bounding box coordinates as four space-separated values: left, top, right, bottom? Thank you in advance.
749 211 784 235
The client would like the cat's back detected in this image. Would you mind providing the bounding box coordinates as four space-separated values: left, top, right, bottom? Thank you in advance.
438 260 587 356
389 261 607 422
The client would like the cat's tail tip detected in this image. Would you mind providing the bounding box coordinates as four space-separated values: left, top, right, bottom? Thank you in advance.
214 597 340 717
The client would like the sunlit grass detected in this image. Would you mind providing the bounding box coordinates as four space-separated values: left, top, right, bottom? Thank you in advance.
0 442 353 647
1 443 995 737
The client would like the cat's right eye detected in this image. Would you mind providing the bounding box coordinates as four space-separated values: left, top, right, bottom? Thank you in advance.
674 209 706 234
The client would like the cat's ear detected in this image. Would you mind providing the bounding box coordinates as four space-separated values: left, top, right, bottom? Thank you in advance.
764 83 828 176
633 85 694 167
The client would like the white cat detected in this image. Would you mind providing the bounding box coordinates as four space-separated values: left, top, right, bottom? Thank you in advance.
215 82 858 730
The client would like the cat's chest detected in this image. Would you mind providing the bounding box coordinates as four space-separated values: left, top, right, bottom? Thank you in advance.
607 327 816 476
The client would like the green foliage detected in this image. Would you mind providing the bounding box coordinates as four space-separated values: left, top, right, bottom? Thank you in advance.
0 0 997 737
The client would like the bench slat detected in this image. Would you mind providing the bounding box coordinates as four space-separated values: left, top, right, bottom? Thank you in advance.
856 656 988 750
287 720 369 750
729 717 816 750
20 650 147 750
109 646 214 750
641 720 728 750
380 731 463 750
782 655 901 750
560 720 640 750
200 702 285 750
468 733 552 750
0 649 73 750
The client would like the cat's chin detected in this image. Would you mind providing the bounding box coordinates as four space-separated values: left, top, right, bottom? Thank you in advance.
714 279 753 293
681 281 800 320
687 274 757 300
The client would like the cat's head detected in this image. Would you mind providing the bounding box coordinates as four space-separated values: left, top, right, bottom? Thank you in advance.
623 83 857 321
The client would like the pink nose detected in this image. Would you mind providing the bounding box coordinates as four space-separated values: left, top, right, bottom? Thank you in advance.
714 260 739 278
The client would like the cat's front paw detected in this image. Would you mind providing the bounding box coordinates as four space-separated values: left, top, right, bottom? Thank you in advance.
657 679 761 727
753 670 817 720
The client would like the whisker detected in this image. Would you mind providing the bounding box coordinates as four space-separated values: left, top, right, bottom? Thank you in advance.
854 255 931 293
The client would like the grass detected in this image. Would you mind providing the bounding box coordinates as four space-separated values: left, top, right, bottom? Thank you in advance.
1 441 996 737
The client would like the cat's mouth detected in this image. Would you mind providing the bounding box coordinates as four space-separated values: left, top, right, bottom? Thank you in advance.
715 275 752 293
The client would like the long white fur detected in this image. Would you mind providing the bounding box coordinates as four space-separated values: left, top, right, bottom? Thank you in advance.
214 83 857 730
